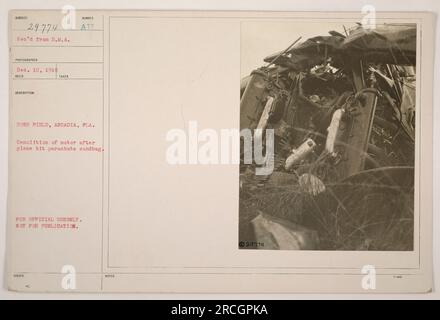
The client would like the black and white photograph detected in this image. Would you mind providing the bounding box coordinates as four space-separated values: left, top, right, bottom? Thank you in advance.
239 21 417 251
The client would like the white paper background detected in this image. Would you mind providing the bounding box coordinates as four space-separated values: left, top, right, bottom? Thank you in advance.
0 0 439 299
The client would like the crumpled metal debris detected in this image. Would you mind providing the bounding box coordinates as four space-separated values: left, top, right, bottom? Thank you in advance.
239 23 416 251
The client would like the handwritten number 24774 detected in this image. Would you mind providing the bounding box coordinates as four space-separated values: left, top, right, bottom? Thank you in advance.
26 23 58 34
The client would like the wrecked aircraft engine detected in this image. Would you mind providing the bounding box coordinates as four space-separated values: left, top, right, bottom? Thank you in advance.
239 23 416 251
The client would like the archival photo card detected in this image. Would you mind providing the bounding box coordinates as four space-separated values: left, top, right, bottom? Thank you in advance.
7 10 434 293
